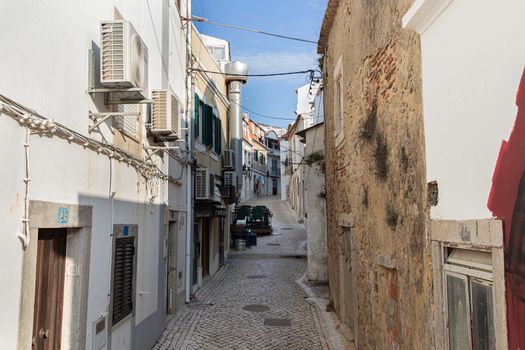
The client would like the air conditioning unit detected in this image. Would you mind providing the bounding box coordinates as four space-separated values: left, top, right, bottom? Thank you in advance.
222 149 235 169
196 168 215 200
151 90 179 140
223 171 237 187
100 20 148 98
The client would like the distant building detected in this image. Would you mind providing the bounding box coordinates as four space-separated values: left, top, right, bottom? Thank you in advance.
297 122 327 282
240 114 285 201
283 80 324 219
241 114 268 200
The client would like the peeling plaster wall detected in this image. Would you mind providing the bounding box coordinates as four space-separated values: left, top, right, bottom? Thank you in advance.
322 0 433 348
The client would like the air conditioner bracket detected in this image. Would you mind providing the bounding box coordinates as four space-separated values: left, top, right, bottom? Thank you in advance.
88 111 140 133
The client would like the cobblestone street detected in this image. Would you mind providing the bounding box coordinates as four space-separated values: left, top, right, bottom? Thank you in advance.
153 198 347 350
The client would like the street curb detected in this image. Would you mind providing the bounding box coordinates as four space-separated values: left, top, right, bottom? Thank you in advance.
296 273 356 350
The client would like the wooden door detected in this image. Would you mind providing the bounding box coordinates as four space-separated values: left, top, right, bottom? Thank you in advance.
32 228 67 350
202 219 210 276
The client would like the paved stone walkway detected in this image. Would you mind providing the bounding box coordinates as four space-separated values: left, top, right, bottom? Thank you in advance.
153 198 348 350
153 257 330 350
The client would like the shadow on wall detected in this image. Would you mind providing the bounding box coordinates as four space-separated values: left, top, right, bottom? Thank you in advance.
77 194 167 350
488 67 525 349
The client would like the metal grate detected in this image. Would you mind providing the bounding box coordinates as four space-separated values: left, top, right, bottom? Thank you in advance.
196 168 209 200
152 90 167 131
101 21 125 82
243 304 270 312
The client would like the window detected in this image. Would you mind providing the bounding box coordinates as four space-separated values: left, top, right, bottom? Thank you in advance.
444 248 496 350
213 46 225 61
114 104 138 139
333 55 344 146
112 236 135 325
206 45 227 62
254 149 259 162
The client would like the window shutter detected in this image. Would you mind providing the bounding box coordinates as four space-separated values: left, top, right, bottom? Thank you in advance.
112 237 135 325
203 104 213 147
217 118 222 154
194 94 200 138
213 116 222 154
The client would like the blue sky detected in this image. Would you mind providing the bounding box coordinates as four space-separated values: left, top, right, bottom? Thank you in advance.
192 0 327 128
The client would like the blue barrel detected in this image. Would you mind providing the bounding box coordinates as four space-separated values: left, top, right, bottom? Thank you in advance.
249 232 257 246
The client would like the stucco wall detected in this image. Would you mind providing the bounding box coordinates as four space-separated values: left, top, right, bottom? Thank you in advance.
0 0 189 348
305 124 327 282
406 0 525 221
322 0 433 348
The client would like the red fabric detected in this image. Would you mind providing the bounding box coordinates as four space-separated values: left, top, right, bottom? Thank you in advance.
487 66 525 349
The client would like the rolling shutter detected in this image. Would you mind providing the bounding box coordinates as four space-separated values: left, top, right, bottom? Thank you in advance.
112 237 135 325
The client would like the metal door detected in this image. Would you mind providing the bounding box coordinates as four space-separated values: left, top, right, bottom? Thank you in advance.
32 228 67 350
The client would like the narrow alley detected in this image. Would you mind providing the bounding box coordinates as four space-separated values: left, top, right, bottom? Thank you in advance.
154 197 348 350
3 0 525 348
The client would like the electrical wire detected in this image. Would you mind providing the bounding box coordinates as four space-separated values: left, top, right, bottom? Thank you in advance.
189 68 316 78
190 16 318 44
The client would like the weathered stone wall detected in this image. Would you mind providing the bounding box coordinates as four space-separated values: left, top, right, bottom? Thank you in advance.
322 0 433 348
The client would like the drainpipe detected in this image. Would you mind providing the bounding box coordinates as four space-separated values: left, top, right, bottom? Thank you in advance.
225 62 249 194
184 0 193 304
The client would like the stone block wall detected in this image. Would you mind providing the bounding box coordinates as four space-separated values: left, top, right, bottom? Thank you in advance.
321 0 433 348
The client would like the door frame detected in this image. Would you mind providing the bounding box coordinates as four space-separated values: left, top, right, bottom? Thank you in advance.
18 201 92 350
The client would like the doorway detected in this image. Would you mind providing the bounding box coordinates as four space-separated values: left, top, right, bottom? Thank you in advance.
32 228 67 350
202 219 210 277
272 179 278 196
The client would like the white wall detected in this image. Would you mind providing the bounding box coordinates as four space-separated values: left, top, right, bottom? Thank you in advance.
407 0 525 220
0 0 189 348
280 140 290 201
305 124 327 281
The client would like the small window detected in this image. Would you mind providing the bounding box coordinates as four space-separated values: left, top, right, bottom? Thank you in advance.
444 248 496 350
112 236 135 325
213 46 225 61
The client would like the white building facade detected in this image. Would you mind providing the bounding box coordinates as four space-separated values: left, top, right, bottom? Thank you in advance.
285 80 323 219
403 0 525 348
0 1 190 349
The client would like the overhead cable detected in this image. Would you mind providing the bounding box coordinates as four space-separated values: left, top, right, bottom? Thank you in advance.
190 68 316 78
190 16 318 44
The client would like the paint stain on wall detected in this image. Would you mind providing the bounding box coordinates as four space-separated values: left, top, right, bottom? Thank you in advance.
488 66 525 349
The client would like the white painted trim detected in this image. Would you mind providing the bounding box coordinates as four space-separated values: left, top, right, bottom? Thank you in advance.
443 264 494 282
402 0 455 34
